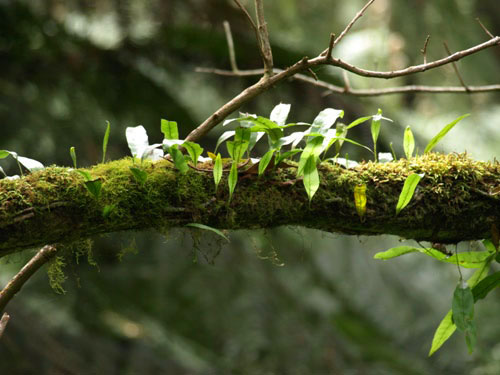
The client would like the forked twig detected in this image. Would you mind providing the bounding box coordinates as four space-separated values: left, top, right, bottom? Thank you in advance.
420 35 431 64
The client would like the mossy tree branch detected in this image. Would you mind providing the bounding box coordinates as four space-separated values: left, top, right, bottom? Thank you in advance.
0 153 498 258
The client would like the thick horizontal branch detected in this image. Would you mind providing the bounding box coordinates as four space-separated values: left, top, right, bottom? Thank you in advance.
0 154 498 257
195 67 500 96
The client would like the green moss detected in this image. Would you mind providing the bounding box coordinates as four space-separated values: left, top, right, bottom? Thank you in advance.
47 255 67 294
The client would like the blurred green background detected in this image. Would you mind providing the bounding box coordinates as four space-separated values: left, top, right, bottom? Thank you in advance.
0 0 499 374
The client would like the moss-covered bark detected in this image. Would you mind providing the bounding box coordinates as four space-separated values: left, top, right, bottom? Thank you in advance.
0 153 498 257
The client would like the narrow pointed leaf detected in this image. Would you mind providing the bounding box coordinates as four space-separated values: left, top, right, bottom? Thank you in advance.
215 130 235 153
472 271 500 301
404 126 415 159
429 310 456 356
373 246 419 260
102 121 111 163
228 162 238 200
297 136 323 176
129 166 148 185
258 149 275 176
84 179 102 199
303 155 319 202
395 173 423 215
424 114 470 154
452 282 474 332
70 147 77 168
346 116 372 129
213 153 222 189
169 146 188 175
186 223 229 242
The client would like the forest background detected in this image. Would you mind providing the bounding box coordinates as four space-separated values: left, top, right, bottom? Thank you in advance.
0 0 499 374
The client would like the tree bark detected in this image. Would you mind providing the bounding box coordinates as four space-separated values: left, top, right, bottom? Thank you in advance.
0 153 498 257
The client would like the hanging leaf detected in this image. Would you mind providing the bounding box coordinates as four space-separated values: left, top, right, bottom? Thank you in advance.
258 149 275 176
297 136 324 176
183 141 204 165
373 246 419 260
424 114 470 153
70 147 77 168
228 162 238 200
129 166 148 185
186 223 229 242
161 119 179 140
354 184 367 219
303 155 319 202
213 153 222 190
395 173 423 215
472 271 500 301
169 146 188 175
270 103 291 126
429 310 456 356
102 121 111 163
403 126 415 159
452 281 475 332
84 179 102 199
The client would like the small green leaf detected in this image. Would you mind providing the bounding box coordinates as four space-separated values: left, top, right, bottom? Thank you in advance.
169 146 188 175
84 179 102 199
452 282 474 332
346 116 371 129
161 119 179 140
0 150 10 159
334 124 348 154
76 170 92 181
310 108 344 135
275 149 302 165
102 121 110 163
183 141 204 165
429 310 456 356
215 130 235 153
70 147 77 168
228 162 238 200
102 204 116 218
258 149 275 176
395 173 423 215
235 127 251 143
213 153 222 190
371 109 382 160
297 136 323 176
186 223 229 242
303 155 319 202
403 126 415 159
424 114 470 153
129 166 148 185
373 246 419 260
465 323 477 354
472 271 500 301
226 140 249 163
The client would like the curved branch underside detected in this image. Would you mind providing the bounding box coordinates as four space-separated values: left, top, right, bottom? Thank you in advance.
0 153 498 257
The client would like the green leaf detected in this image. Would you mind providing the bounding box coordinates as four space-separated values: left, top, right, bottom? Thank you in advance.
102 121 110 163
467 258 493 288
269 103 291 126
235 127 251 143
213 153 222 190
373 246 419 260
465 323 477 354
0 150 10 159
241 116 284 143
84 179 102 199
161 119 179 140
371 109 382 160
102 204 116 219
452 282 474 332
297 136 323 176
186 223 229 242
258 149 275 176
334 124 348 154
429 310 457 356
228 162 238 201
76 170 92 181
403 126 415 159
275 149 302 165
129 166 148 185
215 130 235 153
395 173 423 215
183 141 204 165
226 140 249 163
303 155 319 202
482 239 497 253
310 108 344 135
472 271 500 301
169 145 188 175
70 147 77 168
421 248 491 268
424 114 470 153
346 116 371 129
354 184 367 219
248 131 266 152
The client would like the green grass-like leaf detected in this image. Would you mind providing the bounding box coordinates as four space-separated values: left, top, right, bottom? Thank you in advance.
303 155 319 202
228 161 238 201
395 173 422 215
424 114 470 154
186 223 229 242
169 146 188 175
429 310 456 356
403 126 414 159
183 141 204 165
258 149 275 176
70 146 77 168
213 153 222 190
84 179 102 199
373 246 419 260
102 121 110 163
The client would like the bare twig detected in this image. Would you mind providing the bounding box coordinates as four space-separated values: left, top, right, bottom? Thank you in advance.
443 41 469 92
0 312 9 339
233 0 258 32
476 18 494 39
420 35 431 64
0 244 58 314
321 0 376 55
342 71 351 92
254 0 273 76
323 33 336 59
223 21 239 72
307 68 319 81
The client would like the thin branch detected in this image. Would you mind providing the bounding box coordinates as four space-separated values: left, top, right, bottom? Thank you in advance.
233 0 258 32
420 35 431 64
443 41 469 92
0 244 58 314
323 33 336 59
0 312 9 339
195 67 500 95
342 71 351 92
321 0 376 56
476 18 494 39
254 0 273 75
223 21 239 72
